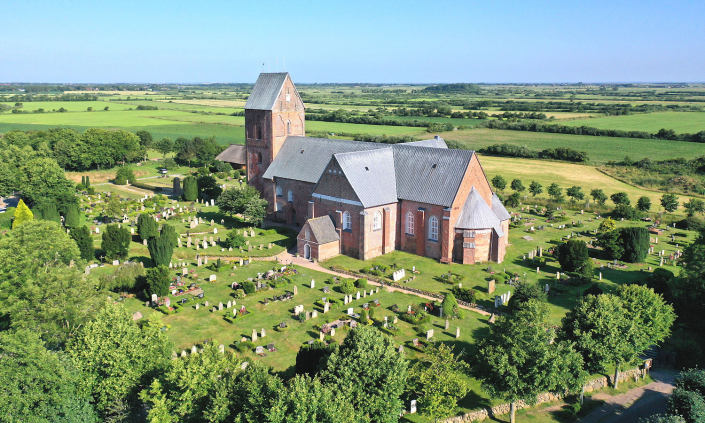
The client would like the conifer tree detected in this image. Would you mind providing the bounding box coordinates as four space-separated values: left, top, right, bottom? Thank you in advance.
12 199 33 228
64 203 80 228
137 213 158 240
70 225 94 261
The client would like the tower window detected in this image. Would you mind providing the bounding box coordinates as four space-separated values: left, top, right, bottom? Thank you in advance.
257 152 263 164
286 93 291 102
287 189 293 202
287 120 291 134
255 124 262 140
276 185 283 197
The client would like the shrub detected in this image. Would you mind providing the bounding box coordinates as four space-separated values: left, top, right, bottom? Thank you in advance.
450 286 477 303
339 278 356 295
356 278 368 290
99 262 145 292
612 204 640 220
676 369 705 398
146 265 171 297
162 158 178 170
114 167 135 185
137 213 158 240
234 341 255 353
225 230 246 249
182 176 198 201
508 281 547 311
101 224 130 259
557 239 592 278
242 281 256 294
668 388 705 423
441 293 464 319
70 225 95 261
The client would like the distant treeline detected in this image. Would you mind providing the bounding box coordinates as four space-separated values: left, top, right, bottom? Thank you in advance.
423 83 482 94
306 130 419 145
474 143 589 162
480 120 705 143
305 109 433 128
1 93 99 102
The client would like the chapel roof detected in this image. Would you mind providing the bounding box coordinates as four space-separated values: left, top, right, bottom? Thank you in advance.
215 144 247 164
456 187 504 236
306 216 340 245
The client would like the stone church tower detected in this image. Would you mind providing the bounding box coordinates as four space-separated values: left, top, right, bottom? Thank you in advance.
244 73 305 194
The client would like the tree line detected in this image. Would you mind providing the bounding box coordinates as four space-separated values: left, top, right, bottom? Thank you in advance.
478 143 589 162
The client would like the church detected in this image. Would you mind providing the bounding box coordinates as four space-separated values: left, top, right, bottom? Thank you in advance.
239 72 510 264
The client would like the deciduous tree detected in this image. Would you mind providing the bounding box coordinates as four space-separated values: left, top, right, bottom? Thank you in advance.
637 196 652 212
529 181 543 197
611 192 630 206
491 175 506 192
590 188 608 205
661 193 679 214
510 179 525 193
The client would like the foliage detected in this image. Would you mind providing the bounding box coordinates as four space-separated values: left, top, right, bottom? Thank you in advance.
619 227 650 263
18 157 75 205
242 281 256 294
137 213 159 240
450 286 477 303
476 300 587 423
295 341 337 377
597 228 624 260
98 262 145 292
661 193 680 213
668 388 705 423
510 178 525 192
408 343 470 419
339 278 356 295
0 220 99 349
225 229 247 249
147 226 177 267
591 188 608 205
684 198 705 217
637 196 652 212
67 304 171 417
441 292 463 319
675 369 705 398
355 278 368 290
70 225 95 261
114 167 135 185
35 200 60 223
547 183 563 202
508 281 547 311
101 224 131 259
146 266 171 297
566 186 585 202
505 193 521 208
103 196 123 219
598 217 617 233
216 185 268 225
557 239 592 277
197 174 222 200
154 137 174 158
321 326 408 423
611 192 631 206
0 330 98 423
64 203 80 228
182 176 198 201
491 175 506 192
641 414 686 423
529 181 543 196
269 374 355 423
12 198 33 228
612 204 640 220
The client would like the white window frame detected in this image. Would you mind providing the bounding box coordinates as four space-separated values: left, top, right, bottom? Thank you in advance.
276 185 283 197
428 216 439 241
373 211 382 230
405 211 415 235
343 211 352 230
287 189 293 203
276 202 283 212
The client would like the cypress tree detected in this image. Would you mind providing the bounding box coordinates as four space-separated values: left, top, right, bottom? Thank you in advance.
70 225 95 261
160 224 178 250
182 176 198 201
619 227 650 263
137 213 158 240
101 224 130 259
81 175 86 187
147 231 175 267
36 202 60 224
12 199 33 228
64 203 80 228
85 176 90 188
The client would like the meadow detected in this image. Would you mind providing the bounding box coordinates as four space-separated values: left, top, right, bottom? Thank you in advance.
562 111 705 134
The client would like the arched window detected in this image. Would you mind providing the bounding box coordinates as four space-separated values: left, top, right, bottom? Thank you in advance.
287 189 293 202
286 120 291 134
305 229 310 240
276 202 283 212
343 211 351 230
405 211 415 235
373 211 382 230
276 185 283 197
255 124 262 140
428 216 439 241
257 152 263 164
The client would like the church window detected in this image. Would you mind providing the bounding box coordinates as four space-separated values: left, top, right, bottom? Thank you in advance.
287 189 293 202
343 211 351 230
276 185 283 197
255 124 262 140
286 93 291 102
257 152 263 164
305 229 310 240
276 202 283 212
405 211 415 235
373 211 382 230
428 216 439 241
287 120 291 134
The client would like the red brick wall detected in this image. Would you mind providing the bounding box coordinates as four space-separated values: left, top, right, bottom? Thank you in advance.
311 198 362 258
272 178 314 226
398 201 445 260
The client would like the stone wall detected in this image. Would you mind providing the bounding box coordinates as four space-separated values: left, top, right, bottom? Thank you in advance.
440 368 644 422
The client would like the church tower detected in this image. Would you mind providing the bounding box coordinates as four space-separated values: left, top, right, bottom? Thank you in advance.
244 73 305 195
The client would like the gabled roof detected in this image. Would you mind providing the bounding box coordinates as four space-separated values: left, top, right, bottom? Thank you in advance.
392 145 475 208
306 216 340 244
215 144 246 164
456 187 504 236
491 193 511 221
245 73 302 110
405 136 448 149
334 148 397 208
262 136 386 183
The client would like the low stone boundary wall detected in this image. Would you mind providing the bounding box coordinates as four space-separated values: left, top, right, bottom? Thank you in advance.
441 368 643 422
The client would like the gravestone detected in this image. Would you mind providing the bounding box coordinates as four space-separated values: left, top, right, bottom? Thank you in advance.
293 285 298 295
488 279 496 294
348 307 354 316
191 346 198 354
310 279 315 289
393 316 398 324
356 291 360 300
209 274 216 282
133 311 143 320
426 329 434 340
488 314 495 324
218 302 223 311
204 301 209 307
311 310 318 318
410 400 417 414
399 345 404 353
323 302 330 313
456 327 460 338
261 328 266 338
218 344 224 354
195 303 199 310
445 319 449 330
255 346 264 354
330 328 336 337
320 332 325 341
252 329 258 342
183 267 188 275
227 300 232 308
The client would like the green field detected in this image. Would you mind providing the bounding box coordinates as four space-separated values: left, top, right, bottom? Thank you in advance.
562 111 705 134
1 101 133 112
439 128 705 164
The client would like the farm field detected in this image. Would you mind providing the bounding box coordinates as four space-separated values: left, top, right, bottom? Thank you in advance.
477 155 698 208
562 111 705 133
439 128 705 164
0 100 132 112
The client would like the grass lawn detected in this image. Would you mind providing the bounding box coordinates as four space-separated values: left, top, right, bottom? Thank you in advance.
438 128 705 164
562 111 705 134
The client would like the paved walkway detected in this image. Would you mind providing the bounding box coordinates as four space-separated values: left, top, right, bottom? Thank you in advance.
577 369 676 423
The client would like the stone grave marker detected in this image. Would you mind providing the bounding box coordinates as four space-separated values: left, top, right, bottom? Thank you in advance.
255 346 264 354
426 329 434 340
252 329 258 342
445 319 449 330
456 327 460 338
311 310 318 318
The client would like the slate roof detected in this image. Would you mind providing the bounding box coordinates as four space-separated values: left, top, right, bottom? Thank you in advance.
307 216 340 244
491 193 511 221
215 144 247 164
456 187 504 236
392 145 474 207
334 148 397 208
262 135 469 207
262 136 387 183
245 73 299 110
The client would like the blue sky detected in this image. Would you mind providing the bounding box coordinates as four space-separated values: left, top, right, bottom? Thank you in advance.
2 0 704 83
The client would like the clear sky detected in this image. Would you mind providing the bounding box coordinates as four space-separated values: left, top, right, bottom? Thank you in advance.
2 0 704 83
